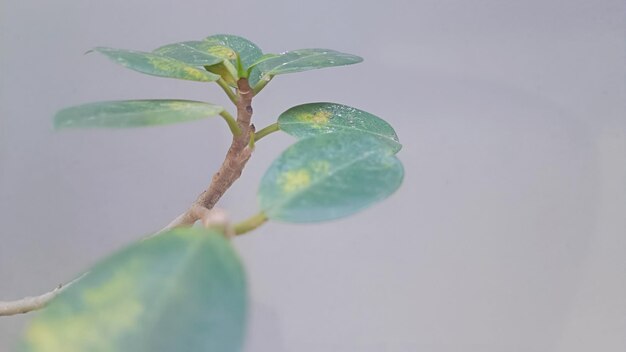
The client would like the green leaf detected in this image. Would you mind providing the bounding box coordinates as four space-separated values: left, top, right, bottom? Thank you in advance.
206 62 240 86
278 102 402 153
250 49 362 81
248 53 281 68
152 41 235 66
92 47 220 82
247 66 265 88
153 41 240 85
20 227 247 352
258 133 404 223
247 54 279 87
204 34 263 70
54 100 224 129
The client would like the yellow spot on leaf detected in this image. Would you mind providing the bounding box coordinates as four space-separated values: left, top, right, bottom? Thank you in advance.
147 57 210 81
279 169 311 193
148 57 179 71
207 45 237 60
310 160 330 175
298 110 331 128
182 66 210 81
24 263 145 352
164 101 190 110
206 63 238 85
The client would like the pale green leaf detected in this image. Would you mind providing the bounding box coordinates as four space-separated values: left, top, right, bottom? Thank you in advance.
251 49 362 81
153 41 234 66
278 102 402 152
55 100 224 128
247 66 265 88
153 41 240 85
258 133 404 223
93 47 220 82
204 34 263 70
247 54 279 87
204 35 263 85
205 61 240 86
20 227 247 352
248 53 281 68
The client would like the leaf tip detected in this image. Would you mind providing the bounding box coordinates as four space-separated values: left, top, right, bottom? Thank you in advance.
53 112 73 130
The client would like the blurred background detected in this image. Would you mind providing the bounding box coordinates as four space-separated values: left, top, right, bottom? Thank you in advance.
1 0 624 351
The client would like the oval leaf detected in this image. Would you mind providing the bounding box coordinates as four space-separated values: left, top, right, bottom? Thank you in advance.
206 61 239 86
278 102 402 152
248 53 281 68
20 227 247 352
258 133 404 223
204 34 263 70
93 47 220 82
247 54 279 87
247 66 265 88
154 41 240 85
54 100 224 128
153 41 235 66
251 49 362 81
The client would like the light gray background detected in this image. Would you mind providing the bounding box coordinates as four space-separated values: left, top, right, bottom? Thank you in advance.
1 1 625 351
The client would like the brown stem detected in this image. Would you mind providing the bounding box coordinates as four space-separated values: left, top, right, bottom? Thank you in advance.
163 78 256 229
0 80 258 316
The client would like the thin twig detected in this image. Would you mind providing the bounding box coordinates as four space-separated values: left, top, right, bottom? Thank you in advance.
0 287 62 316
254 122 280 142
233 212 268 235
0 274 86 317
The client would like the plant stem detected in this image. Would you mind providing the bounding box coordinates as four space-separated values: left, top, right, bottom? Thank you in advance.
0 274 86 317
2 79 259 316
166 78 256 229
0 287 64 316
248 129 256 149
252 76 272 96
219 110 241 136
235 55 247 79
254 122 280 142
234 212 268 235
217 78 238 105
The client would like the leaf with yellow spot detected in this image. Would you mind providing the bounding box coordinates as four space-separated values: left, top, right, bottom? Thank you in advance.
54 100 224 129
278 102 402 153
258 133 404 223
19 227 247 352
205 61 239 86
153 41 235 66
203 34 264 84
204 34 263 70
92 47 220 82
278 169 311 193
153 41 240 85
